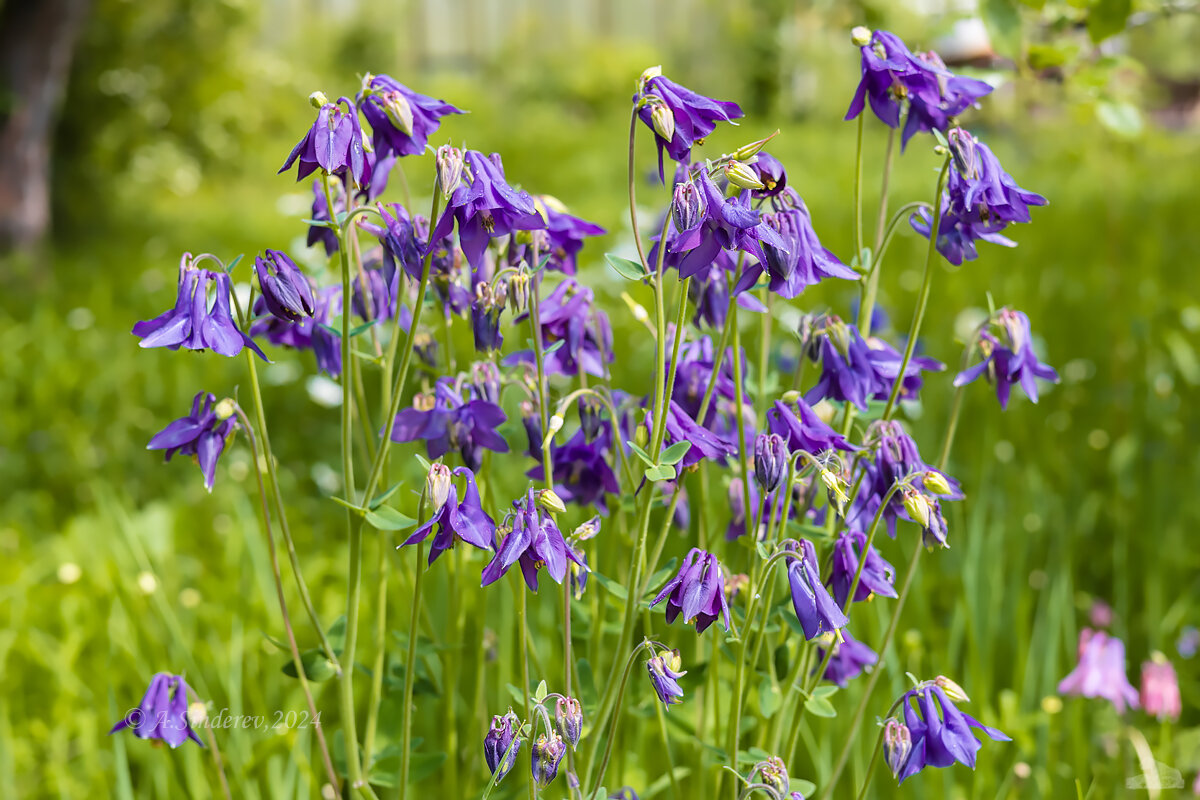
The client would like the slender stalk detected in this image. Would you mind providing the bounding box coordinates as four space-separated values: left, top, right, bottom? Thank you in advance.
587 641 654 798
853 696 907 800
398 536 427 800
757 290 773 427
517 587 536 800
626 108 650 272
200 719 233 800
360 530 389 771
731 304 754 541
859 127 897 336
852 115 865 262
653 275 692 455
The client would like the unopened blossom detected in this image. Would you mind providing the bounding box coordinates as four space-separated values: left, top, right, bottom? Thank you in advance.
471 281 506 353
646 649 687 708
358 74 463 160
1057 628 1140 713
955 308 1059 409
634 67 743 180
749 151 787 198
1140 655 1181 722
883 719 912 778
110 672 205 748
481 490 585 591
893 682 1010 783
787 539 848 639
754 433 788 493
391 378 508 471
279 96 369 188
650 548 732 633
734 193 858 300
133 253 267 360
531 732 568 787
483 710 522 782
851 420 962 537
401 465 494 565
829 529 897 606
751 757 790 795
147 392 238 492
817 631 878 687
254 249 315 323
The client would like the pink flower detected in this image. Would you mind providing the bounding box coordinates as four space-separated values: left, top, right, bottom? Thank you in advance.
1057 628 1139 713
1140 656 1182 722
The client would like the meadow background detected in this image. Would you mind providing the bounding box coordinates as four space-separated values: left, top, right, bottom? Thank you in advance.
1 0 1198 797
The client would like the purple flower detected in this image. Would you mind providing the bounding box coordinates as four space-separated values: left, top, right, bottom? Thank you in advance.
483 710 522 782
1140 656 1181 722
650 548 732 633
734 194 858 300
902 50 993 147
955 308 1059 410
528 197 606 275
133 254 267 360
431 150 545 271
147 392 237 491
655 400 737 469
109 672 204 748
482 489 585 592
376 202 426 284
390 378 508 471
255 249 315 323
471 281 507 353
816 632 878 688
520 401 543 462
646 649 687 708
279 96 369 189
506 278 614 378
358 74 463 160
529 428 620 514
634 67 743 180
251 285 343 377
531 732 567 787
894 683 1010 783
670 335 739 425
829 529 897 606
1057 628 1140 713
554 697 583 747
688 251 767 329
402 464 494 565
766 398 854 455
804 319 942 411
754 433 788 493
786 539 848 640
749 151 787 198
851 420 961 537
909 199 1014 266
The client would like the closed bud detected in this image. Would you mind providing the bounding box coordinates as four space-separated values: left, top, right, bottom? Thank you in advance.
507 273 529 316
883 718 912 777
483 710 522 782
578 396 604 442
425 463 453 509
754 433 788 493
471 361 501 405
309 91 330 109
821 469 848 510
381 90 415 135
538 488 566 515
850 26 872 47
554 697 583 747
531 733 567 787
731 130 780 162
902 489 932 528
780 390 801 404
649 101 676 142
638 65 663 91
755 757 789 795
723 160 765 191
947 127 977 178
635 424 649 450
521 401 543 462
436 143 465 196
255 249 316 322
214 398 237 421
671 179 705 233
935 675 971 703
922 470 953 496
543 414 565 449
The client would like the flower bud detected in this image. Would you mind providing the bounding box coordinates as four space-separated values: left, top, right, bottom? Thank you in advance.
820 469 848 510
723 160 765 191
850 26 872 47
902 489 932 528
214 398 237 421
635 424 649 450
471 361 501 405
883 718 912 777
542 414 565 451
935 675 971 703
531 733 567 787
538 488 566 515
780 390 802 404
484 710 522 782
922 470 953 496
649 101 676 143
554 697 583 747
754 433 788 493
572 516 601 542
471 282 505 353
646 649 687 708
425 463 453 509
255 249 316 322
731 130 780 162
507 273 529 316
435 143 464 196
521 401 543 462
380 90 415 136
947 127 977 178
671 179 705 233
755 757 789 795
309 91 330 109
638 65 663 91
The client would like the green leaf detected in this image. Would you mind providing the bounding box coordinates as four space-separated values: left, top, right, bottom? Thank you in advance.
792 779 817 797
605 253 647 280
364 505 417 531
642 767 692 799
1087 0 1131 43
414 453 433 472
641 558 679 599
544 338 565 356
658 441 691 466
225 254 244 274
1095 99 1143 139
759 676 782 718
626 441 655 467
533 680 549 703
370 480 405 510
330 495 367 513
591 571 629 600
811 684 839 699
805 694 837 718
506 683 526 706
644 464 677 482
282 648 338 682
349 318 380 338
301 218 336 229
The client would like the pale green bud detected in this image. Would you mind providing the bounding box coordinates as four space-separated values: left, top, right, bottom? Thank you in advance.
309 91 330 109
214 398 236 421
923 470 954 496
903 489 932 528
650 101 676 143
724 161 764 191
935 675 971 703
850 26 872 47
538 488 566 515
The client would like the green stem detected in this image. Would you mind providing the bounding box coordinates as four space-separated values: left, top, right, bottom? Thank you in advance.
859 126 897 336
517 587 536 800
853 114 865 262
731 303 754 541
587 641 654 799
398 535 427 800
853 696 906 800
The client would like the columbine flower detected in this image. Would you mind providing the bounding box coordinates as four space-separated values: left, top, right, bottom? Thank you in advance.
955 308 1059 410
109 672 205 748
817 631 878 687
892 682 1010 783
531 733 568 787
431 150 546 271
903 50 994 146
529 427 620 514
654 400 737 470
401 464 494 565
483 710 522 782
279 95 369 188
555 697 583 747
525 196 606 275
766 397 855 459
358 74 463 160
646 649 687 708
754 433 788 493
734 193 858 300
804 318 942 411
829 529 897 606
634 66 743 180
851 420 962 537
883 719 912 778
147 392 237 491
688 250 767 330
650 548 732 633
787 539 849 639
1178 626 1200 659
1057 628 1140 713
391 378 508 471
471 281 507 353
482 490 585 591
505 278 614 378
1140 655 1181 722
749 152 787 198
254 249 315 323
133 253 267 360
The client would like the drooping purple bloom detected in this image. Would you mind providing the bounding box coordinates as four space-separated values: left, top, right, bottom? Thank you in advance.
786 539 848 640
816 631 878 688
109 672 205 748
1140 657 1181 722
804 319 942 411
279 96 369 189
251 285 344 377
902 50 994 147
734 194 858 300
471 281 506 353
910 200 1014 266
646 649 687 708
1057 628 1140 713
431 150 546 271
894 683 1010 783
506 278 614 378
402 464 494 565
528 427 620 514
688 250 767 330
749 151 787 198
554 697 583 747
955 308 1059 410
481 489 585 592
634 67 743 180
146 392 237 492
255 249 315 323
391 378 509 471
358 74 463 160
766 398 854 455
828 529 897 606
654 400 737 469
531 732 567 787
351 266 396 324
483 710 522 783
650 547 732 633
526 197 606 275
133 254 267 360
851 420 962 537
520 400 543 462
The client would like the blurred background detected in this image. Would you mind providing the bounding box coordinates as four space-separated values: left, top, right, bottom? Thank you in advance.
2 0 1198 797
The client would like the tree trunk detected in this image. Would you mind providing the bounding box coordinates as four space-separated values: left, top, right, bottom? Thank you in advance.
0 0 91 252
